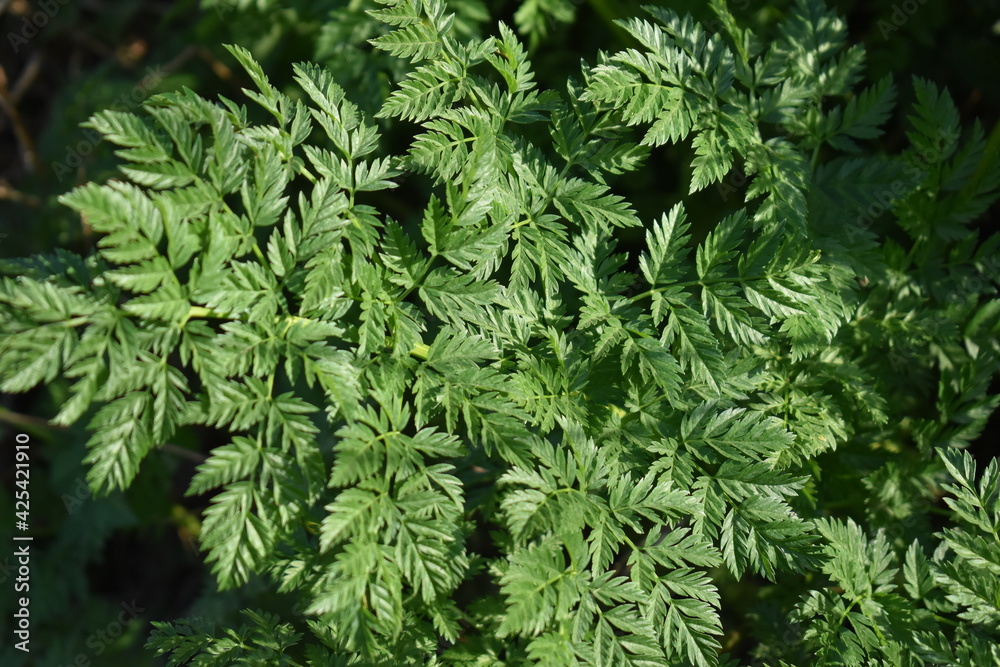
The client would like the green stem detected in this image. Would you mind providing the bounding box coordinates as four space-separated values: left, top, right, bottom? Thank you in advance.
397 254 436 305
832 594 864 645
630 255 820 306
297 163 317 184
187 306 230 320
252 242 270 271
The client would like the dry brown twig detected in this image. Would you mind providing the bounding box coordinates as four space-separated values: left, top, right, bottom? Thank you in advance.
0 405 208 462
0 180 41 206
0 50 44 136
0 64 42 175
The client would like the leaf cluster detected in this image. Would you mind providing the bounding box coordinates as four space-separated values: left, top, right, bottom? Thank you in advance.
1 1 998 665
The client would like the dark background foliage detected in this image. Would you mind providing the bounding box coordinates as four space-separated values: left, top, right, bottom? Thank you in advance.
0 1 997 664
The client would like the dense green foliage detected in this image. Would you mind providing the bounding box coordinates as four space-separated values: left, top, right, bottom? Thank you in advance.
1 0 999 664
